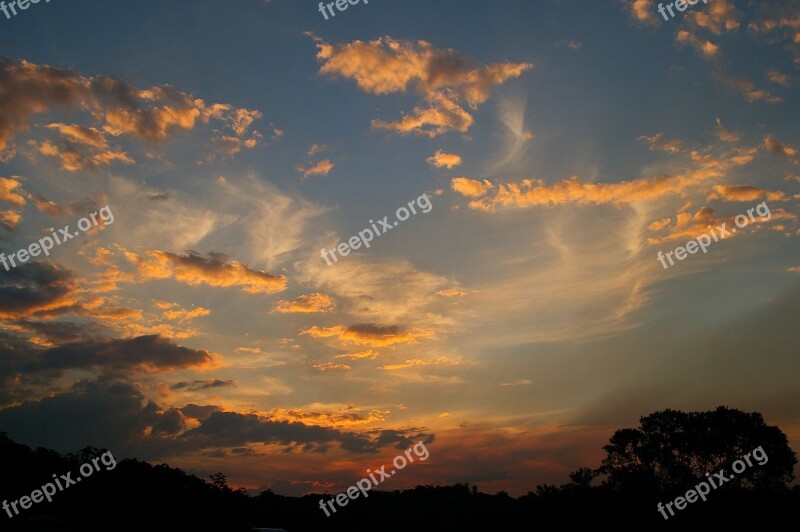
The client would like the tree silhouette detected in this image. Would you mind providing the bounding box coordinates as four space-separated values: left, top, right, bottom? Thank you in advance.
598 406 797 493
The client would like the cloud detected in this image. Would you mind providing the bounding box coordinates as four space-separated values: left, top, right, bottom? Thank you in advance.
676 30 720 58
379 357 461 371
266 405 388 428
714 118 740 142
646 205 792 244
451 177 493 198
490 95 534 172
127 250 287 294
301 323 432 347
0 58 264 162
452 174 695 211
622 0 660 26
707 185 786 202
685 0 741 34
639 133 684 154
713 70 781 103
648 217 672 231
179 410 385 454
426 150 462 169
0 176 27 207
0 263 80 320
312 35 532 137
273 293 335 314
452 142 759 212
499 379 532 386
313 362 351 372
172 379 236 391
297 159 334 179
33 335 215 375
766 69 791 86
0 209 22 232
32 192 107 217
764 135 799 164
335 350 379 360
161 305 211 322
437 288 467 297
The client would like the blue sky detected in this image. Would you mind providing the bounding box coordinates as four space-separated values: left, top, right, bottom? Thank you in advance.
0 0 798 496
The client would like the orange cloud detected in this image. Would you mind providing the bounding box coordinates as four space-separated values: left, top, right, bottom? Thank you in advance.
313 35 532 137
427 150 462 169
764 135 799 164
454 174 694 212
0 176 27 207
676 31 720 58
274 293 335 314
639 133 683 154
685 0 741 34
120 250 286 294
0 209 21 231
436 288 467 297
713 70 781 103
622 0 660 26
379 357 461 371
297 159 334 179
301 323 431 347
714 118 740 143
766 70 791 86
266 405 388 427
451 177 493 198
647 205 795 244
335 350 379 360
707 185 786 202
313 362 351 372
0 58 264 162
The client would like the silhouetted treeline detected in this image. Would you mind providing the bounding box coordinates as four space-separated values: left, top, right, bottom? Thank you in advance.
2 406 798 531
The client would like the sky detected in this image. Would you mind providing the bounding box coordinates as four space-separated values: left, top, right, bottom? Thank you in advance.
0 0 798 497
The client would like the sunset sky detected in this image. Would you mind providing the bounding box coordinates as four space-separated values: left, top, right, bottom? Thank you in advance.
0 0 798 496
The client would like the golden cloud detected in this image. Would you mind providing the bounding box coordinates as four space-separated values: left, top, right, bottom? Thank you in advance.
764 135 799 164
274 293 336 314
0 176 28 207
676 31 720 58
313 362 351 372
685 0 741 34
0 58 264 162
623 0 660 26
301 323 432 347
313 35 532 137
427 150 463 169
451 177 493 198
707 185 786 202
335 349 380 360
297 159 335 179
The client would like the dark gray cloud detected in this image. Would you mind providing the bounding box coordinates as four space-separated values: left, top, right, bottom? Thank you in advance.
0 262 77 319
26 335 213 376
0 380 437 460
179 411 381 454
172 379 236 391
180 404 221 421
